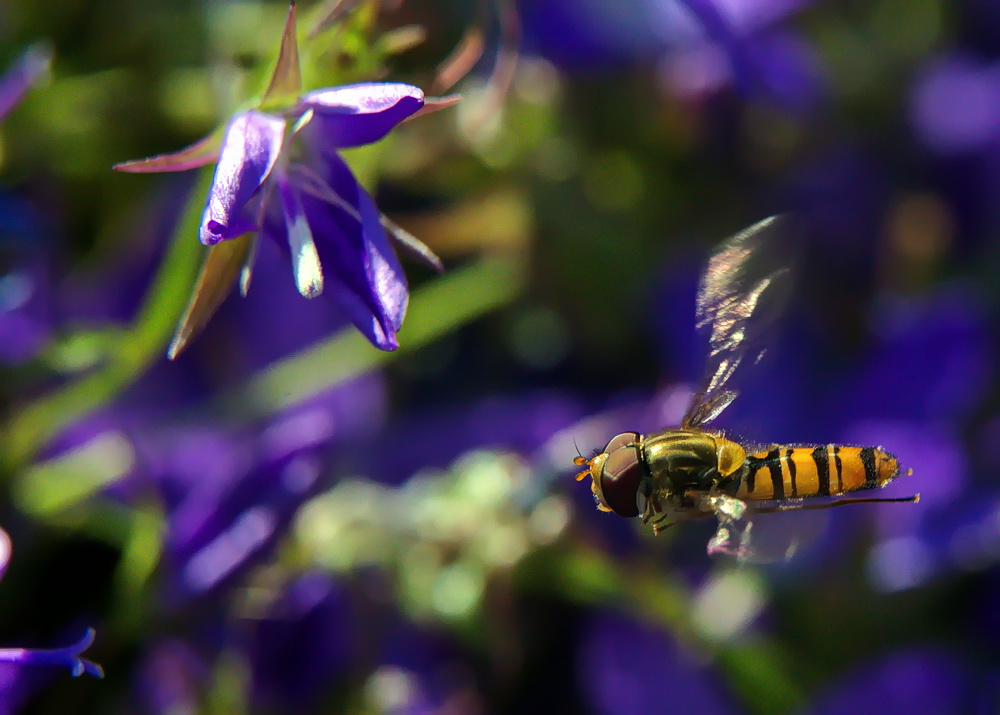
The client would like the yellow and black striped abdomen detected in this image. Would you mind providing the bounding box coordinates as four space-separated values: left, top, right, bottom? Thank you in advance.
734 445 904 501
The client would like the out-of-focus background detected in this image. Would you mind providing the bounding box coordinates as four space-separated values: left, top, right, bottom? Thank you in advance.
0 0 997 712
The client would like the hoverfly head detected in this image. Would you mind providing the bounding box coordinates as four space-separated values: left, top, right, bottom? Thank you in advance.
575 432 645 518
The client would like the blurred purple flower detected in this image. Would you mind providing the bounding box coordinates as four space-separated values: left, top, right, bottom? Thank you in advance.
911 54 1000 155
358 390 585 485
521 0 824 111
519 0 665 71
376 622 471 714
653 0 824 111
829 288 992 589
0 43 50 121
145 377 384 602
134 640 207 715
580 610 737 714
809 649 972 714
116 5 436 352
0 43 55 366
0 258 52 365
246 572 354 710
838 288 991 425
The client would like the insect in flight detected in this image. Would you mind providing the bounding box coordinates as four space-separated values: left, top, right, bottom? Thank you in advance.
574 216 919 559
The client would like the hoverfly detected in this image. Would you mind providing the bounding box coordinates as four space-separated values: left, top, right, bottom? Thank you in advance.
574 216 919 559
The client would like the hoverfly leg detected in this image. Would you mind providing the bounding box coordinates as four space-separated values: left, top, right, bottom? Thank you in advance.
707 526 734 556
698 493 754 559
706 520 756 560
736 521 755 562
640 491 664 526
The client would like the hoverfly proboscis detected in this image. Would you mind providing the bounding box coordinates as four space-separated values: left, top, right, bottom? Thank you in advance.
574 216 919 560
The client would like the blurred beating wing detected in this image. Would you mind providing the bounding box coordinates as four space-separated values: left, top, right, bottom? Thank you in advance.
681 215 793 429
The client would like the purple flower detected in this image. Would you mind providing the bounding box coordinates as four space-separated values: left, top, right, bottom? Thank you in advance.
116 4 443 355
0 528 103 680
809 649 971 715
580 610 737 714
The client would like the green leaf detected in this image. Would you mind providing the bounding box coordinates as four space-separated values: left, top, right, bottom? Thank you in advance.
14 431 134 515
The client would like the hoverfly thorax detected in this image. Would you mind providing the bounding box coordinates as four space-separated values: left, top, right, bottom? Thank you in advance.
642 431 748 494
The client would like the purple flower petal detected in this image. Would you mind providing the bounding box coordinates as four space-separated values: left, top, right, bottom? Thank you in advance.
290 147 408 350
200 110 286 246
300 83 423 148
0 628 104 679
261 175 404 350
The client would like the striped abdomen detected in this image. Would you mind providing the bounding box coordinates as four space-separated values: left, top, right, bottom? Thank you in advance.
733 445 905 501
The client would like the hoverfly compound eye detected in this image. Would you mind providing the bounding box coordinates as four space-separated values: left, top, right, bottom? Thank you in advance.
600 443 644 517
603 432 640 454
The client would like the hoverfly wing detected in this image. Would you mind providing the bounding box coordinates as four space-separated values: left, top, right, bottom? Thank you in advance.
683 389 738 429
681 215 794 429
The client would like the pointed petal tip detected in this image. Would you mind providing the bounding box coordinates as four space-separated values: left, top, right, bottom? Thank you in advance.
112 132 222 173
381 214 444 272
261 0 303 108
375 333 400 351
408 94 462 122
166 334 186 361
77 628 97 649
61 628 104 679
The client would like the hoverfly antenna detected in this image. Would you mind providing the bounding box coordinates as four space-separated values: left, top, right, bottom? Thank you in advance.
572 439 592 480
